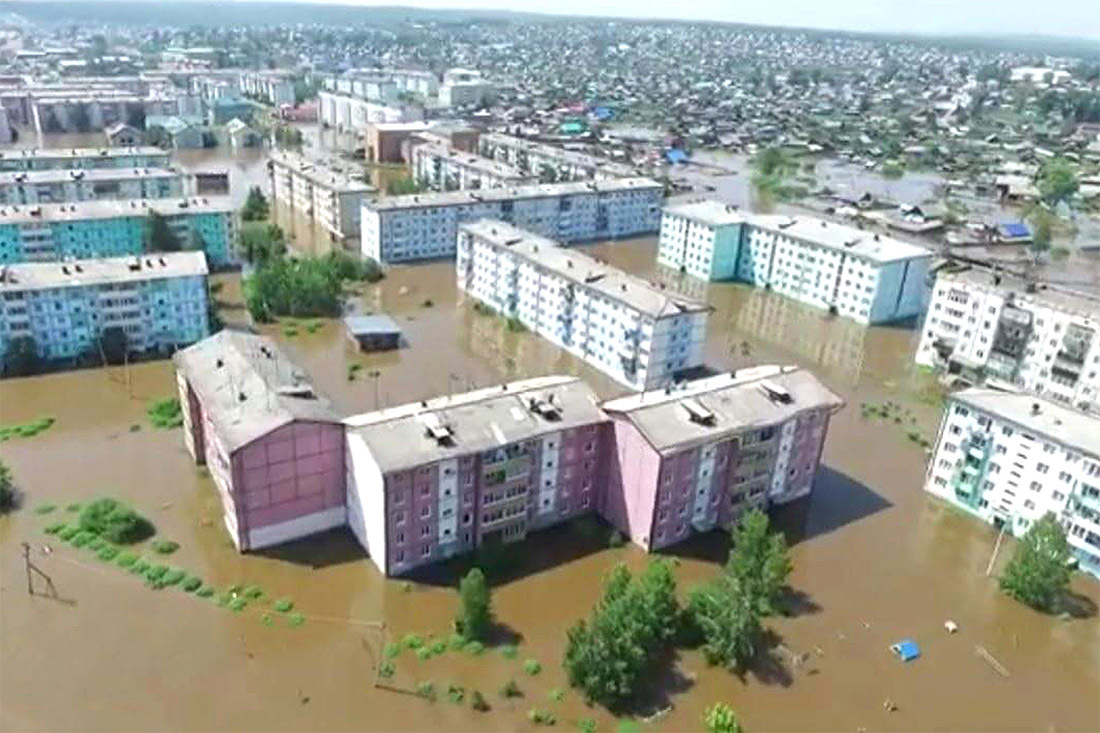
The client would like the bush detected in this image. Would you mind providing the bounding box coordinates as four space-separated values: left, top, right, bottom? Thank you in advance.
446 683 465 704
608 531 625 549
116 552 138 568
273 597 294 612
529 708 556 726
196 585 216 598
430 638 447 656
181 576 203 592
402 633 424 649
147 399 183 429
57 526 79 541
44 522 67 535
0 461 16 514
500 679 522 698
379 661 395 679
145 564 169 582
71 531 96 548
416 681 436 701
78 498 155 544
416 646 433 661
471 690 490 712
463 640 485 656
384 642 402 659
549 688 565 702
286 612 305 627
524 659 542 676
34 503 57 515
97 546 120 562
152 539 180 555
501 644 518 659
577 718 596 733
242 585 265 600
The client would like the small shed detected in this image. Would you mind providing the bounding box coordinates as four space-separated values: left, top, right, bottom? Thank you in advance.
890 639 921 662
345 315 402 352
105 122 142 147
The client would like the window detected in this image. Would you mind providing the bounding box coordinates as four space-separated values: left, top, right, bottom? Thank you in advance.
395 511 405 525
421 545 430 557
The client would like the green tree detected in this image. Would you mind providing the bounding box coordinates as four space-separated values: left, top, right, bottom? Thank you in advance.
240 221 287 264
1000 513 1072 612
687 574 761 670
703 703 743 733
1037 158 1079 206
241 185 271 221
456 567 493 642
78 497 155 544
2 335 40 377
726 509 792 616
99 326 128 365
146 211 182 252
385 175 424 196
1028 208 1053 257
0 460 16 514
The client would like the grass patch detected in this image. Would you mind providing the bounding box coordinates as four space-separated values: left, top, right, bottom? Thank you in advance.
464 640 485 656
416 681 436 701
524 659 542 676
282 326 299 337
528 708 556 726
446 683 465 704
379 661 395 678
384 642 402 659
501 643 518 659
44 522 66 535
34 503 57 514
261 613 274 626
272 597 294 612
147 398 183 429
616 721 640 733
196 585 216 598
116 551 138 568
347 363 364 381
0 416 56 441
181 576 203 592
286 612 304 627
65 502 81 512
152 539 179 555
549 688 565 702
242 584 264 600
305 321 322 334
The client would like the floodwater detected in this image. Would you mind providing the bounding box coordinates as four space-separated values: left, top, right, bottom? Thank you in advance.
3 132 1099 732
3 232 1100 732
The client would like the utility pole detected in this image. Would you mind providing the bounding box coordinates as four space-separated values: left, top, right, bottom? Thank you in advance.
22 542 56 598
368 370 381 410
986 522 1007 577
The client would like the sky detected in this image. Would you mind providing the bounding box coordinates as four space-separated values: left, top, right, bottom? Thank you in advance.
229 0 1100 40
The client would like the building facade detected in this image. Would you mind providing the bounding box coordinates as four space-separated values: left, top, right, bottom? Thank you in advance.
915 267 1100 413
479 133 635 181
0 167 184 205
0 251 209 365
318 91 422 131
657 200 747 280
411 142 534 191
362 177 663 264
923 388 1100 578
345 376 608 576
269 151 374 242
601 365 843 550
174 331 347 551
457 220 710 391
0 198 238 267
239 71 296 107
0 146 172 172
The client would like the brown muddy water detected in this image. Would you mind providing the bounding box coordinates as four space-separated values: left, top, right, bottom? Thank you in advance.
3 233 1100 733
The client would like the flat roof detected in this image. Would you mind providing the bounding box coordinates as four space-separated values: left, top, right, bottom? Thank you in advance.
0 146 170 162
480 133 635 176
174 330 340 453
0 167 182 186
602 365 845 454
413 141 531 180
747 214 932 264
953 388 1100 458
461 219 709 319
369 121 431 132
345 376 604 474
366 176 662 212
344 314 402 335
663 199 746 228
937 266 1100 320
0 251 207 291
269 150 374 194
0 197 235 225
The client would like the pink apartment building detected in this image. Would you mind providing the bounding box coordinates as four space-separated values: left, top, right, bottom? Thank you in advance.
600 365 844 551
174 331 347 551
344 376 608 576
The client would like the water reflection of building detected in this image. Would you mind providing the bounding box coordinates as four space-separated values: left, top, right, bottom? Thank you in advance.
733 289 868 382
925 388 1100 578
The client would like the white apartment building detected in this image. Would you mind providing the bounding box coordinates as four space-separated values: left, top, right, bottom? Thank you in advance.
0 106 11 144
269 151 375 242
239 71 295 107
411 142 534 191
362 177 663 264
924 388 1100 579
916 267 1100 413
318 91 422 131
456 219 710 391
0 251 210 364
657 200 747 280
479 133 636 182
0 167 184 205
0 146 172 172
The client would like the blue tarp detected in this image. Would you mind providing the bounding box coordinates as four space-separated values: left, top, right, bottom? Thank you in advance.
999 221 1031 238
665 149 689 164
891 639 921 662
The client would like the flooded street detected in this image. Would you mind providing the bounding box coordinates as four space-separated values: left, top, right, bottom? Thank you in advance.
2 134 1099 733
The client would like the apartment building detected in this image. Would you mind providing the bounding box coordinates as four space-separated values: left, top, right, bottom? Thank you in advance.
601 365 843 550
326 68 439 98
659 201 932 325
269 151 375 242
0 146 171 172
457 220 710 391
915 267 1100 413
239 71 295 107
318 91 422 131
411 141 534 191
923 388 1100 578
0 251 209 365
345 376 608 576
0 167 184 205
29 92 180 134
362 177 663 264
479 133 636 182
0 197 238 267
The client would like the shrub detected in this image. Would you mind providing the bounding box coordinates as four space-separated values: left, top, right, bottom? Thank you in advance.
501 644 518 659
417 681 436 701
608 531 625 549
131 558 151 575
147 398 183 429
471 690 490 712
429 639 447 656
196 585 216 598
463 640 485 656
261 614 275 626
34 503 57 514
44 522 66 535
273 597 294 612
242 584 264 600
416 647 433 661
116 552 138 568
65 502 82 512
229 597 248 612
88 538 107 551
448 632 466 651
549 688 565 702
161 568 186 586
384 643 402 659
71 531 96 548
446 683 465 704
500 680 522 698
524 659 542 676
529 708 556 726
402 633 424 649
144 564 169 582
78 498 154 544
97 546 120 562
181 576 203 592
379 661 395 679
286 612 304 627
152 540 180 555
57 526 78 541
577 718 596 733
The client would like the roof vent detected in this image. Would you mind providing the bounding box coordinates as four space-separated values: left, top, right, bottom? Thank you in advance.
681 397 716 426
528 395 562 420
278 384 316 399
759 379 793 404
1031 402 1041 416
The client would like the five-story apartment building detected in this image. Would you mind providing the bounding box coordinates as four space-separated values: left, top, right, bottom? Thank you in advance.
478 133 635 181
0 167 184 205
0 146 171 172
269 150 375 242
411 141 534 191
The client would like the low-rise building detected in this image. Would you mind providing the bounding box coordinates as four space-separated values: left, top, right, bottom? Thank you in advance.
269 150 374 242
0 197 238 267
602 365 843 550
915 267 1100 413
658 201 932 325
104 122 142 147
457 220 710 391
0 167 185 205
411 141 534 191
362 177 663 264
363 121 430 163
923 388 1100 578
0 146 171 172
0 251 209 365
345 376 608 576
479 133 636 181
174 330 347 551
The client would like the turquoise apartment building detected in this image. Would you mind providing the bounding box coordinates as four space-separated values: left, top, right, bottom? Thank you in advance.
0 198 238 267
0 146 172 172
0 251 210 366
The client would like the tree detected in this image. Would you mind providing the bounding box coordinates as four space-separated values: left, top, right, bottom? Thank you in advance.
385 176 424 196
0 460 16 514
687 574 761 671
240 221 287 264
78 497 155 544
456 568 493 642
1037 158 1079 207
146 211 182 252
1028 208 1053 258
1000 513 1072 612
3 335 40 377
241 186 271 221
703 703 743 733
726 509 792 617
